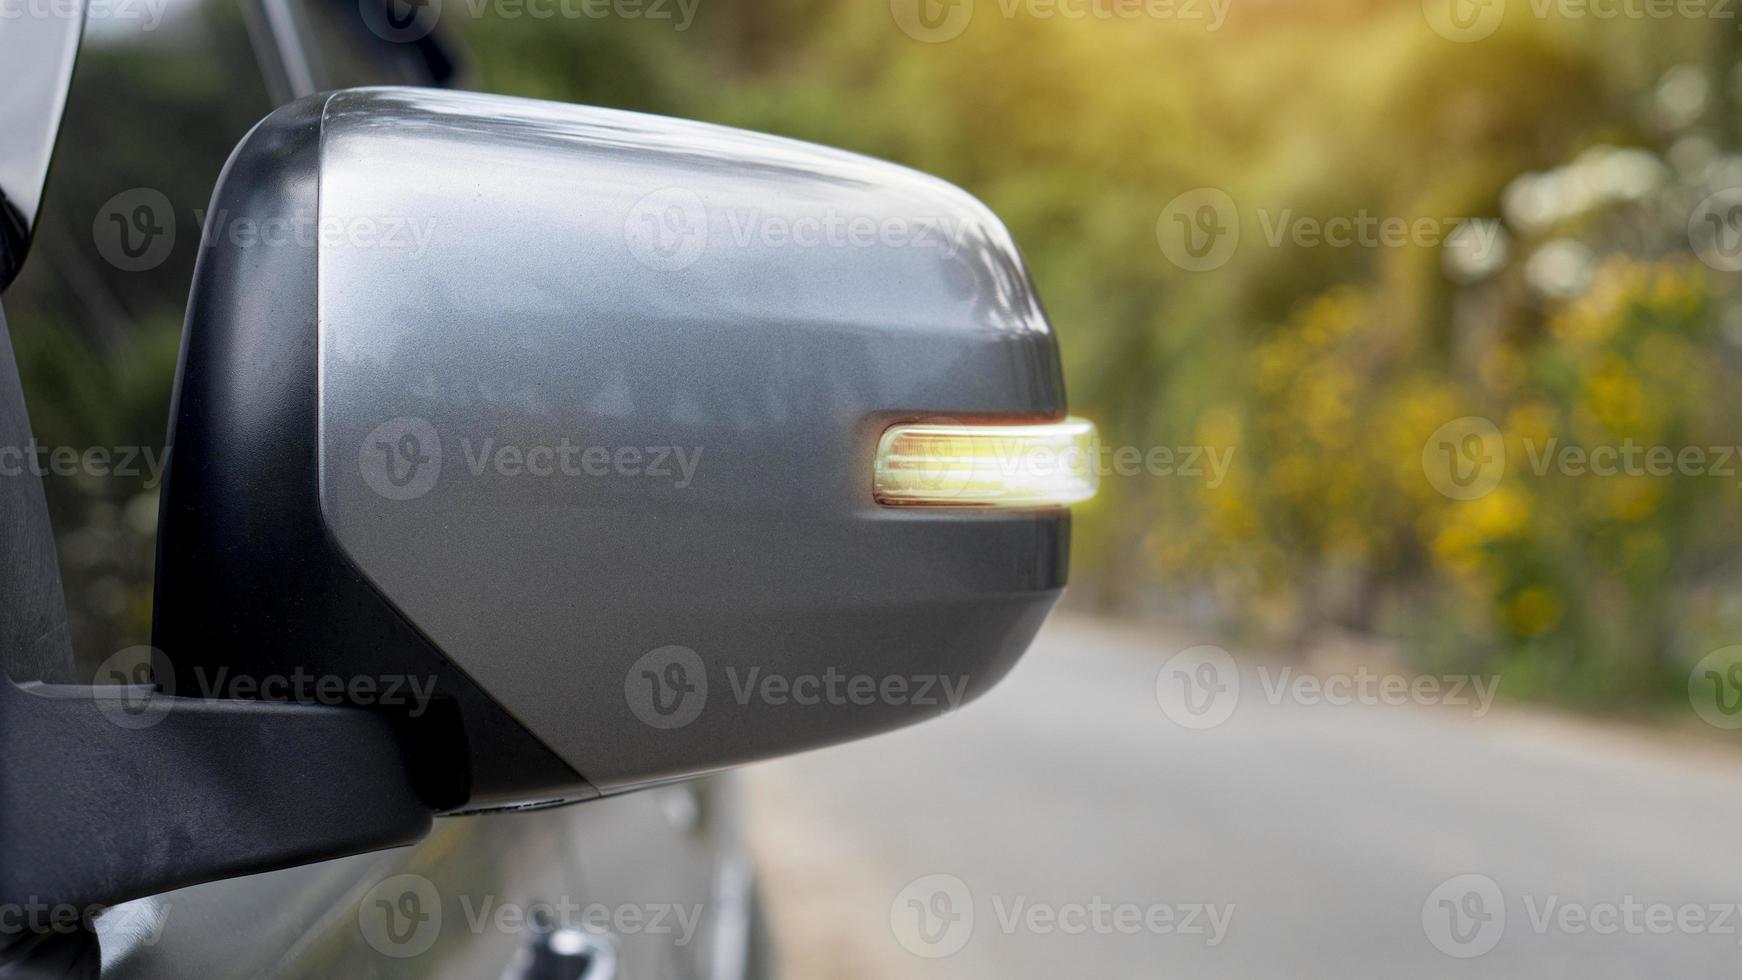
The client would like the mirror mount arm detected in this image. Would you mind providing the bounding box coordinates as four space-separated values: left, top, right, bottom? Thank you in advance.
0 674 436 917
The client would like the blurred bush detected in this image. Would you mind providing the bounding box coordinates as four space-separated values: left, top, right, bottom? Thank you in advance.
15 0 1742 709
453 4 1742 710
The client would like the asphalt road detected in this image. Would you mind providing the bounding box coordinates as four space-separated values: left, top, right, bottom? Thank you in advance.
744 616 1742 979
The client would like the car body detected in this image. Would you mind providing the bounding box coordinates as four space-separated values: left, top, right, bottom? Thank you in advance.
1 13 764 979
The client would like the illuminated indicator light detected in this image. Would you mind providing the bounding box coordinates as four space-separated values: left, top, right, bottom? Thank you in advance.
874 417 1099 508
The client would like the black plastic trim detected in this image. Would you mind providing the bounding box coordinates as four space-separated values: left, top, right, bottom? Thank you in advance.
150 93 592 812
0 676 431 913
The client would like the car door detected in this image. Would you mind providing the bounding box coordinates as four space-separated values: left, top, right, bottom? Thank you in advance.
95 781 750 980
2 9 745 978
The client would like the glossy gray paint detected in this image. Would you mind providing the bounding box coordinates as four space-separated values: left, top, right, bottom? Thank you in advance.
313 88 1069 793
0 16 83 288
99 778 749 980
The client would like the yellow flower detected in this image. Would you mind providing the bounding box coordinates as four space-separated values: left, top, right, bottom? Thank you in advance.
1468 485 1531 540
1505 402 1556 450
1194 407 1242 455
1430 522 1482 576
1601 477 1661 523
1580 354 1653 435
1505 587 1564 637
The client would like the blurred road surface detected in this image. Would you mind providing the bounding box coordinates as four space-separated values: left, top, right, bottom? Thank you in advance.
744 616 1742 979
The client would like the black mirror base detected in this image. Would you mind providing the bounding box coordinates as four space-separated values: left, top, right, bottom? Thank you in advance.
0 676 434 917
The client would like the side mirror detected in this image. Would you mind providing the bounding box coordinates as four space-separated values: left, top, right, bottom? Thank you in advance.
152 87 1089 811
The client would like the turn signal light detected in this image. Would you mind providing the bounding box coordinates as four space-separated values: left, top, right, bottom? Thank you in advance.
874 417 1099 508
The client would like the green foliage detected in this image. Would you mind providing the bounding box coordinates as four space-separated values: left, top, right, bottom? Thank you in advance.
17 4 1742 708
456 7 1742 708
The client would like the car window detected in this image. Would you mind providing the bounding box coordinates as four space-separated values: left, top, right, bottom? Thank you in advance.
6 0 455 679
290 0 459 92
4 6 275 679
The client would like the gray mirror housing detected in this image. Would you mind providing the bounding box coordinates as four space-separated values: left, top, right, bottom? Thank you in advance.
154 88 1071 811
